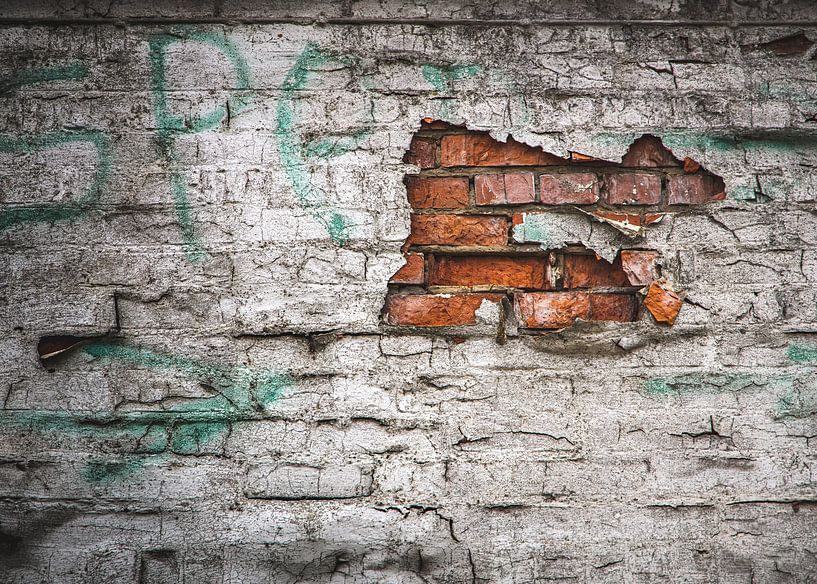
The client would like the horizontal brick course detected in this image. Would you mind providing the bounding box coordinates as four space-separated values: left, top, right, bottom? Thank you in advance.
667 174 726 204
475 173 535 205
562 254 631 289
605 173 662 205
406 176 469 209
409 214 508 246
385 293 504 326
389 253 425 285
441 134 564 167
539 173 599 204
428 255 547 289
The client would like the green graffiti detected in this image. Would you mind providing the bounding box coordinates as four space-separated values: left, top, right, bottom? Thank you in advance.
1 62 113 231
3 341 292 481
275 44 374 244
422 63 481 120
0 62 88 93
644 344 817 420
149 29 253 262
81 457 148 484
422 64 481 91
643 373 785 397
0 131 112 230
786 343 817 362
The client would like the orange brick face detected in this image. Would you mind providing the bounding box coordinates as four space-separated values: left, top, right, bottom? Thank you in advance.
389 253 425 285
405 176 469 209
441 134 564 167
562 254 630 289
475 173 535 205
385 293 504 326
539 173 599 205
605 173 661 205
409 215 508 246
428 255 547 289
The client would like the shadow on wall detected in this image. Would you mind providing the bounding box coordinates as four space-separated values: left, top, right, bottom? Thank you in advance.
384 120 726 333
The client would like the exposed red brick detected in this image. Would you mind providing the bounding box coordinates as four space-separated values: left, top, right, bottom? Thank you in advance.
619 250 659 286
404 136 437 169
570 151 604 162
667 174 726 205
409 215 508 246
621 135 680 168
682 157 701 173
539 173 599 205
644 213 666 226
562 254 630 289
428 255 547 289
605 173 662 205
475 173 535 205
589 293 637 321
441 133 564 167
643 279 684 325
390 253 425 285
405 176 469 209
514 292 590 329
385 293 503 326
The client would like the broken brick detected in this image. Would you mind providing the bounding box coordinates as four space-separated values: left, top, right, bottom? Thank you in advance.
428 255 547 289
643 279 684 325
667 174 726 205
621 135 680 168
441 134 564 167
562 254 630 289
606 173 662 205
390 253 425 285
385 293 503 326
404 136 437 169
589 293 637 322
514 291 590 329
620 250 659 286
406 176 469 209
409 215 508 246
475 173 535 205
539 173 599 205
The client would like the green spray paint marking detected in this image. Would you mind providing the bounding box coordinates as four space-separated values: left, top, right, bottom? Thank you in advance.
149 29 253 262
0 62 88 93
643 373 787 397
422 63 481 119
3 341 293 481
275 44 374 244
0 62 113 231
644 344 817 420
0 131 112 231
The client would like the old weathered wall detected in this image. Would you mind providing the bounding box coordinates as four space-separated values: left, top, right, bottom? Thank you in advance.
2 1 817 582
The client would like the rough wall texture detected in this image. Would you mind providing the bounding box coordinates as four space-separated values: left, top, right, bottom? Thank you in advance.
2 1 817 582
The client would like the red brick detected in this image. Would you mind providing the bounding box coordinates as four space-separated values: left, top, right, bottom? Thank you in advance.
441 133 564 167
683 157 701 173
409 215 508 246
514 292 590 329
475 173 535 205
428 255 547 289
588 293 637 321
562 254 630 289
667 174 726 205
621 135 679 167
390 253 425 285
643 280 684 325
403 136 437 169
605 173 662 205
385 293 503 326
619 250 659 286
406 176 469 209
539 173 599 204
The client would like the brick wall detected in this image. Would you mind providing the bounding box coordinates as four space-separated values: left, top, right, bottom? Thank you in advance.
2 1 817 582
387 121 723 330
